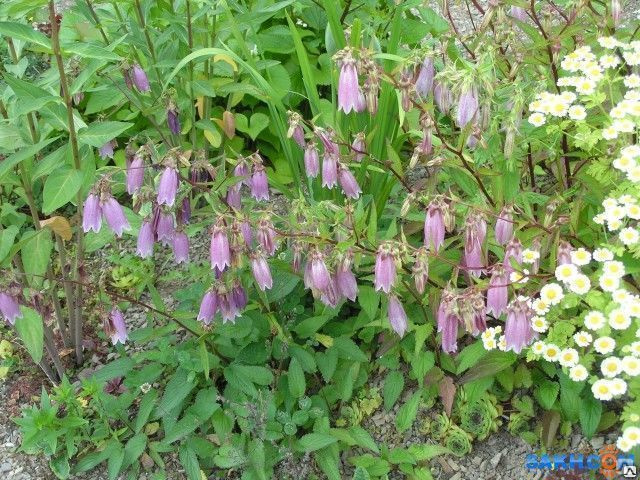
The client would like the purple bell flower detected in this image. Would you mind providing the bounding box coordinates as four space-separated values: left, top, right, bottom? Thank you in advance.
0 293 22 325
424 201 445 252
250 164 270 201
106 307 128 345
304 250 331 291
337 164 362 199
99 140 116 159
132 64 150 92
486 264 508 317
101 196 130 237
415 57 434 98
226 185 242 210
504 298 535 353
197 289 219 325
337 53 361 114
251 253 273 291
257 218 277 256
136 220 154 259
388 295 408 337
503 238 523 273
495 206 514 245
319 275 341 308
157 167 178 207
412 247 429 294
434 81 453 113
82 193 102 233
463 213 486 277
232 281 248 310
172 231 189 264
322 153 338 189
456 87 478 128
351 133 366 162
126 154 145 195
167 108 180 135
156 211 175 246
437 290 459 353
374 246 396 294
304 143 320 178
336 261 358 301
219 289 241 324
210 221 231 271
180 197 191 224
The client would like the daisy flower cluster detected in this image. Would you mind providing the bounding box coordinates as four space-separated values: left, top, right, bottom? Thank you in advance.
528 37 640 451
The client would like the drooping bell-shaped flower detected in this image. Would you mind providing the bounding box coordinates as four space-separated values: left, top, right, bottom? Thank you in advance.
0 292 22 325
412 247 430 294
319 275 341 308
219 288 241 324
157 166 178 207
387 295 408 337
335 254 357 301
234 157 250 186
469 290 487 335
495 205 514 245
304 142 320 178
463 213 486 277
351 132 366 162
292 242 304 273
82 193 102 233
251 252 273 291
304 249 331 291
399 69 413 112
240 219 253 248
557 240 573 266
197 289 219 325
126 154 145 195
232 281 248 310
257 217 277 256
156 211 175 246
136 219 154 259
363 73 379 114
180 197 191 224
504 297 535 353
456 86 478 128
226 185 242 210
374 244 396 293
415 57 434 98
509 5 527 21
167 108 180 135
132 64 150 92
101 196 130 237
322 153 339 189
99 140 116 159
106 307 128 345
503 237 523 272
316 127 339 155
172 230 189 264
434 80 453 113
210 219 231 272
437 289 459 353
287 111 306 147
250 164 270 201
424 200 446 252
338 164 362 199
337 51 361 114
486 264 508 317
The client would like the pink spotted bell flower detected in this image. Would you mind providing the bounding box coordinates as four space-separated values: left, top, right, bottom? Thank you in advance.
351 132 366 162
486 264 508 317
335 255 357 301
82 193 102 233
374 244 396 294
101 195 130 237
304 249 331 291
504 297 535 353
257 218 277 256
219 288 241 324
0 292 22 325
319 275 340 308
424 200 446 252
167 106 180 135
337 50 361 114
250 163 270 201
126 154 145 195
503 237 523 273
456 86 478 128
197 289 219 325
415 57 434 98
433 81 453 113
210 219 231 272
232 281 248 310
106 307 128 345
494 205 514 245
155 211 175 246
463 213 486 277
322 153 339 189
437 289 459 353
172 230 189 264
387 295 408 337
304 142 320 178
557 240 573 265
157 165 178 207
337 164 361 199
251 252 273 291
136 219 154 258
132 64 150 92
99 140 116 159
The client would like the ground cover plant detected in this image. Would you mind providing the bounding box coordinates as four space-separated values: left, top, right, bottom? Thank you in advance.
0 0 639 478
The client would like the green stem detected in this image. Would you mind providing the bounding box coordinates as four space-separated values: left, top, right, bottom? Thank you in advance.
186 0 196 148
133 0 162 85
49 0 85 366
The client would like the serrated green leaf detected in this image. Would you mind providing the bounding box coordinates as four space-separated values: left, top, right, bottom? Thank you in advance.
396 391 421 433
42 166 83 214
288 357 306 398
78 121 133 148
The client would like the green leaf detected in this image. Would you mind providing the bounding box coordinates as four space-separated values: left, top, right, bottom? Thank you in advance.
396 391 421 433
315 446 341 480
21 230 53 283
579 392 602 439
3 74 61 115
286 13 321 116
383 370 404 411
348 426 379 454
0 124 25 151
0 226 19 264
265 266 300 302
288 357 306 398
358 285 379 320
63 42 121 61
0 136 59 181
154 368 195 418
0 21 51 50
163 414 201 444
121 433 146 469
74 441 118 472
42 166 83 214
458 351 516 384
534 380 559 410
15 307 43 364
455 341 487 374
353 466 371 480
387 447 416 465
179 444 201 480
107 445 124 480
78 121 133 148
135 390 158 433
49 456 70 479
298 432 338 452
332 336 368 362
235 112 269 140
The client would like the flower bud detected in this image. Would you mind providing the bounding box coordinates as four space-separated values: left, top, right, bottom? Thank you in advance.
106 307 128 345
126 154 145 195
99 140 116 159
495 205 514 245
304 142 320 178
257 217 277 256
287 111 306 147
503 237 523 272
197 289 219 325
456 86 478 128
167 107 180 135
412 247 429 294
486 264 508 317
557 240 573 266
0 292 22 325
351 132 366 162
136 219 154 259
132 64 150 92
434 80 453 113
319 275 341 308
82 193 102 233
415 57 434 98
387 295 408 337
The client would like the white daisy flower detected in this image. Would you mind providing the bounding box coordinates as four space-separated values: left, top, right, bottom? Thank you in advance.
575 78 596 95
617 437 633 452
573 331 593 347
592 379 614 400
599 54 620 68
626 203 640 219
569 274 590 294
531 298 550 315
623 426 640 445
620 227 639 245
571 248 591 266
613 155 636 172
528 112 546 127
622 356 640 376
593 248 614 262
569 364 588 381
543 343 561 362
609 309 631 330
613 118 635 132
540 283 564 305
604 260 625 277
559 348 579 367
601 357 623 378
599 274 621 292
631 341 640 357
594 336 616 354
522 249 540 264
531 316 548 333
567 105 586 120
584 311 606 330
555 263 579 283
602 126 618 139
627 166 640 182
625 74 640 88
597 37 618 49
610 378 627 396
